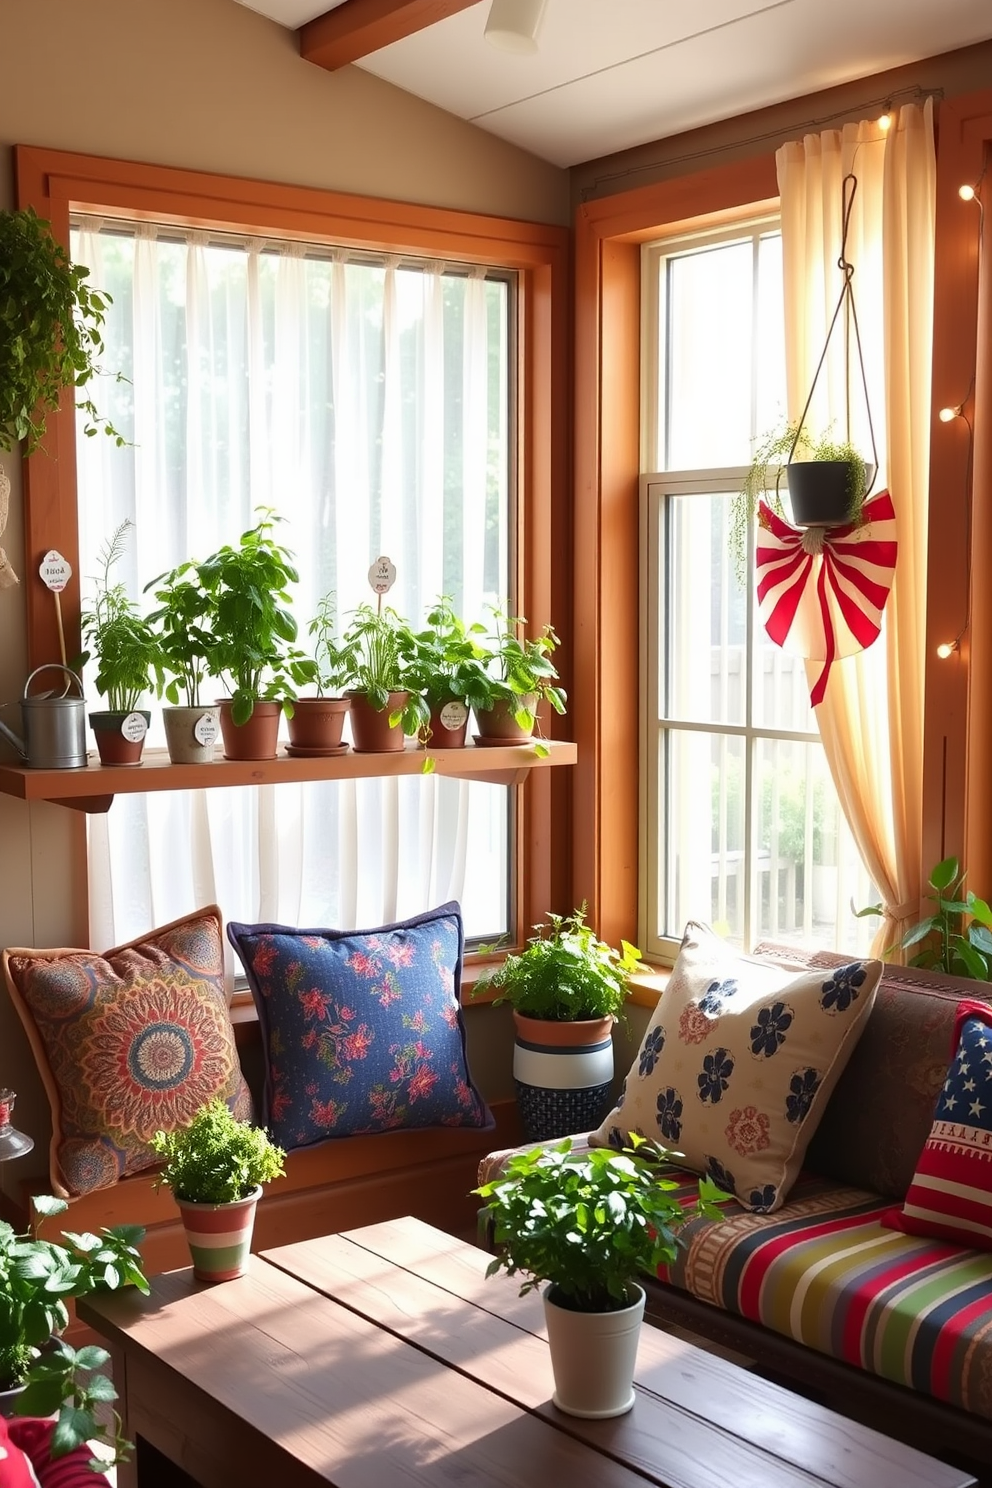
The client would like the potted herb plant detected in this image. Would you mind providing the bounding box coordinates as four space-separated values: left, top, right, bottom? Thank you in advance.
405 597 491 750
285 591 356 756
0 1193 148 1468
196 511 303 760
472 607 566 749
857 856 992 980
150 1098 285 1282
340 602 429 753
145 558 220 764
79 520 161 766
478 905 643 1142
475 1135 723 1418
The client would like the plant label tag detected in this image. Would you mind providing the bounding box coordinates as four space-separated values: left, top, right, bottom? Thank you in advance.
439 701 468 731
368 555 396 595
193 712 219 746
39 550 72 592
121 712 147 743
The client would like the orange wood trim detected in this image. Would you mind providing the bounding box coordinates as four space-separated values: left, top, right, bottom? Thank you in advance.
13 144 570 944
572 154 778 952
299 0 479 71
925 93 992 882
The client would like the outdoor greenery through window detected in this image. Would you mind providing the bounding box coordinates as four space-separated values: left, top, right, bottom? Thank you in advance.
71 218 513 956
640 222 876 962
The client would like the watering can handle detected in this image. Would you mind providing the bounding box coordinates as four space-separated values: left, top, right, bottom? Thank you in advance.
23 665 85 701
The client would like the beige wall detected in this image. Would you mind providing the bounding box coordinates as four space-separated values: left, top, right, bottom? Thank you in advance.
0 0 567 1190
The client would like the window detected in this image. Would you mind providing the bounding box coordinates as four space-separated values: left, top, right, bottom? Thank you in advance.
71 219 514 953
640 222 876 961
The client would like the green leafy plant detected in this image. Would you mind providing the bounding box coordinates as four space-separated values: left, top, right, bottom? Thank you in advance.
0 207 126 453
340 602 430 738
298 591 357 698
1 1194 148 1468
405 596 491 714
150 1099 286 1205
474 1135 725 1312
857 856 992 980
196 511 304 726
471 606 566 741
478 904 643 1022
79 520 162 712
734 420 869 580
144 558 216 707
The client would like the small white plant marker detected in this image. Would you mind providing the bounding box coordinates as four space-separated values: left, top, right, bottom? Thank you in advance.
38 549 72 666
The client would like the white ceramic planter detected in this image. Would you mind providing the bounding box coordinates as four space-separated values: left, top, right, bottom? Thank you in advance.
163 705 221 764
543 1281 645 1418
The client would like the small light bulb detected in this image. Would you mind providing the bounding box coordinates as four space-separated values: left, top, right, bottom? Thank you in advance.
959 184 976 202
878 111 892 132
937 641 958 659
938 406 960 422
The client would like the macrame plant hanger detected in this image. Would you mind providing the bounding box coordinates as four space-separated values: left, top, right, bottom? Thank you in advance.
755 169 897 707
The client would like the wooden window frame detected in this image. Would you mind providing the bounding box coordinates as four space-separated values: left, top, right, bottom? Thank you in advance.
14 144 572 941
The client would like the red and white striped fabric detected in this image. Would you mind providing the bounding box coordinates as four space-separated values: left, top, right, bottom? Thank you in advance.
755 490 898 706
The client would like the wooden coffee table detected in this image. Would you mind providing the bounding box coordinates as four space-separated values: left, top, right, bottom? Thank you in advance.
77 1216 976 1488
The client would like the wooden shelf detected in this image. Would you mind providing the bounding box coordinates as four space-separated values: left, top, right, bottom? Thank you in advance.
0 739 577 813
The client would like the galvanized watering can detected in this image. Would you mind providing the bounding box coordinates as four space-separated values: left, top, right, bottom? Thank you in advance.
0 665 87 769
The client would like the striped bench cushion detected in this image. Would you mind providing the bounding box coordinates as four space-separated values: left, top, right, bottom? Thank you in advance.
476 1139 992 1419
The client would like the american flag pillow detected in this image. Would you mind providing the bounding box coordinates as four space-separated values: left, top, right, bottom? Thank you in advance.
884 1000 992 1249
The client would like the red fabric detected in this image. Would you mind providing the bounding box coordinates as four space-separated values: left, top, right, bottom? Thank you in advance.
884 1000 992 1249
0 1416 41 1488
5 1421 103 1487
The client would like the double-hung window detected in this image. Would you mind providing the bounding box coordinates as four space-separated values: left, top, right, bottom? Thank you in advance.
71 219 514 956
640 221 875 962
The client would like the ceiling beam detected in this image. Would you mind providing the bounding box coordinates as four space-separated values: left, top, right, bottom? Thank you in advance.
299 0 481 71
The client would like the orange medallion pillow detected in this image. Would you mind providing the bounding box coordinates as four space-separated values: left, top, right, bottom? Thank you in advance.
2 906 252 1197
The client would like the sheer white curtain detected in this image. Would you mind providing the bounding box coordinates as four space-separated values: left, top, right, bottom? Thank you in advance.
73 222 509 966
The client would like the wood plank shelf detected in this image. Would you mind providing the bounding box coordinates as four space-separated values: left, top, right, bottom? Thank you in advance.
0 739 577 813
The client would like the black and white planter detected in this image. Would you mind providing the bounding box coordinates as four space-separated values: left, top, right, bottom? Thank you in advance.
512 1012 615 1142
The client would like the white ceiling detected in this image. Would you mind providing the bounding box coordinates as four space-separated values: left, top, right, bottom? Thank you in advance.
235 0 992 168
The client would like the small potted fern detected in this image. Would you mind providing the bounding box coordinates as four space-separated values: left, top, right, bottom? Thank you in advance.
150 1099 285 1282
80 520 161 765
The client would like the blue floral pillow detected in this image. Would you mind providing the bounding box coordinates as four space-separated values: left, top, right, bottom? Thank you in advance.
228 903 493 1150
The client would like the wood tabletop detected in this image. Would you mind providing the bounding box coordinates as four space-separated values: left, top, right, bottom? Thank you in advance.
78 1217 976 1488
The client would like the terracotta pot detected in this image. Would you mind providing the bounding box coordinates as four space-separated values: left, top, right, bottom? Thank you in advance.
543 1282 645 1418
473 694 538 744
512 1010 615 1142
89 710 150 766
176 1186 261 1282
427 697 469 749
217 700 282 760
163 705 221 764
286 696 350 754
347 691 408 753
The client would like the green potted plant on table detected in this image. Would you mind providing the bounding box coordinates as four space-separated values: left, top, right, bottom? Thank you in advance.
340 602 429 754
857 856 992 981
0 1193 148 1470
475 1136 723 1419
479 905 643 1143
196 512 303 760
150 1099 285 1282
285 591 356 757
80 521 161 766
406 597 491 750
472 607 566 750
145 559 220 765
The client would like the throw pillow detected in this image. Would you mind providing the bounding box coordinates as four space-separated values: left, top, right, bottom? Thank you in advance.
4 1420 97 1488
0 1416 41 1488
591 921 881 1212
883 999 992 1249
228 901 493 1150
2 906 253 1198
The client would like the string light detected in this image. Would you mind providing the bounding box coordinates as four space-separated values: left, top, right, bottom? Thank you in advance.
878 108 893 132
937 640 959 660
939 405 963 422
959 184 977 202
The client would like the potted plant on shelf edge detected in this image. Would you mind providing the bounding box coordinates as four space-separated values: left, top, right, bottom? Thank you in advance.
286 591 356 756
472 607 566 750
340 602 429 754
405 597 492 750
475 1136 724 1419
0 1193 148 1469
150 1098 285 1281
145 558 220 765
477 905 643 1142
79 520 161 766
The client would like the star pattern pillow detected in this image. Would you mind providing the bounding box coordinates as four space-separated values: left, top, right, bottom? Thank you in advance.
2 907 252 1198
591 922 881 1212
228 901 493 1150
883 1000 992 1249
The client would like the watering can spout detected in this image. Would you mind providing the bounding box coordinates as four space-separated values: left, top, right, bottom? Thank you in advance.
0 717 27 762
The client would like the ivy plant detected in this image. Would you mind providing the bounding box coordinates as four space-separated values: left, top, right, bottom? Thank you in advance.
0 207 125 453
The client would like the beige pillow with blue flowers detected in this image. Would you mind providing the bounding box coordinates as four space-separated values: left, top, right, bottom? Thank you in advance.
591 922 881 1212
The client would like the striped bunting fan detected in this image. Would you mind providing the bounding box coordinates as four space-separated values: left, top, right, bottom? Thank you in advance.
755 490 897 706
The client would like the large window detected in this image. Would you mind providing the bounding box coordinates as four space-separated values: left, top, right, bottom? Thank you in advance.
71 219 513 954
641 223 875 961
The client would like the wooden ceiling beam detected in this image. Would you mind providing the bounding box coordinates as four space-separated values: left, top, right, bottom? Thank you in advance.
299 0 481 71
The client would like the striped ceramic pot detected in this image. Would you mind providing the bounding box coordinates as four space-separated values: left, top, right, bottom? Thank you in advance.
512 1012 615 1143
176 1186 262 1281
